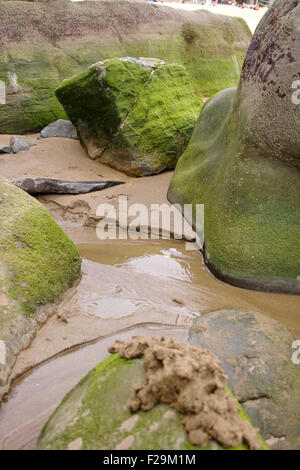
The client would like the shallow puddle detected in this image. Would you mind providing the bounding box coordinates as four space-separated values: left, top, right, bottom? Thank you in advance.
76 235 300 338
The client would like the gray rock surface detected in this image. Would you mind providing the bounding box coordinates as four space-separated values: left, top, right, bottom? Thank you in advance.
10 136 36 154
0 146 11 154
188 309 300 450
39 119 78 140
12 177 124 194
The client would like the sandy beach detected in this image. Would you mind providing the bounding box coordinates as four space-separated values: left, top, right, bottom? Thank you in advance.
161 2 267 33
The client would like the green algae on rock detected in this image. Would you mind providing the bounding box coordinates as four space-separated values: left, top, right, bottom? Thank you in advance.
109 336 263 449
37 353 268 450
168 0 300 294
56 58 202 176
0 176 81 387
0 0 251 134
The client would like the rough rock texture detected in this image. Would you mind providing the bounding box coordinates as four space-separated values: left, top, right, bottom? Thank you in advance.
188 309 300 450
0 146 10 154
109 337 262 449
10 136 36 153
168 0 300 294
39 119 77 140
0 176 81 388
0 0 251 133
12 178 124 194
56 58 201 176
37 352 267 450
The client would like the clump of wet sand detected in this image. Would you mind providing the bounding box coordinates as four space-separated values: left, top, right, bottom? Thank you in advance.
109 336 261 450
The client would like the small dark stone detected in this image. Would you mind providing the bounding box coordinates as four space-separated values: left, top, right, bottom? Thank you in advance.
0 146 11 154
12 177 124 194
39 119 78 140
10 136 36 154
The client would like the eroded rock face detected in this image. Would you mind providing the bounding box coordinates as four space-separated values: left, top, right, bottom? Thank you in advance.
234 0 300 167
188 309 300 450
56 58 201 176
0 177 81 389
168 0 300 293
0 0 251 133
37 349 267 450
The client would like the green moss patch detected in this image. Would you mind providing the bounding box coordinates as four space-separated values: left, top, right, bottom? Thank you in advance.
0 1 251 133
38 353 268 450
168 88 300 293
0 177 81 325
56 58 202 176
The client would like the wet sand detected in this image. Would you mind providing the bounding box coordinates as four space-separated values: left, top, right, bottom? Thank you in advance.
0 134 173 228
76 237 300 338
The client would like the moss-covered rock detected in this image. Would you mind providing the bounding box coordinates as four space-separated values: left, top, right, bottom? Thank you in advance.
0 177 81 387
56 58 201 176
37 353 268 450
0 0 251 133
168 0 300 294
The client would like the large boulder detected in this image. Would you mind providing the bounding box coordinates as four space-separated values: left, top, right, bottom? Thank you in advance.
0 0 251 133
55 58 201 176
37 353 267 450
168 0 300 293
188 309 300 450
0 177 81 389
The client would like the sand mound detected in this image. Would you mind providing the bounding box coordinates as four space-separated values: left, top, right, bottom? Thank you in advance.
109 336 261 450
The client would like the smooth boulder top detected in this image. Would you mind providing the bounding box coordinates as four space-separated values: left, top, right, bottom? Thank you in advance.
56 57 202 176
168 0 300 294
188 309 300 450
37 346 268 450
39 119 78 139
119 57 166 69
